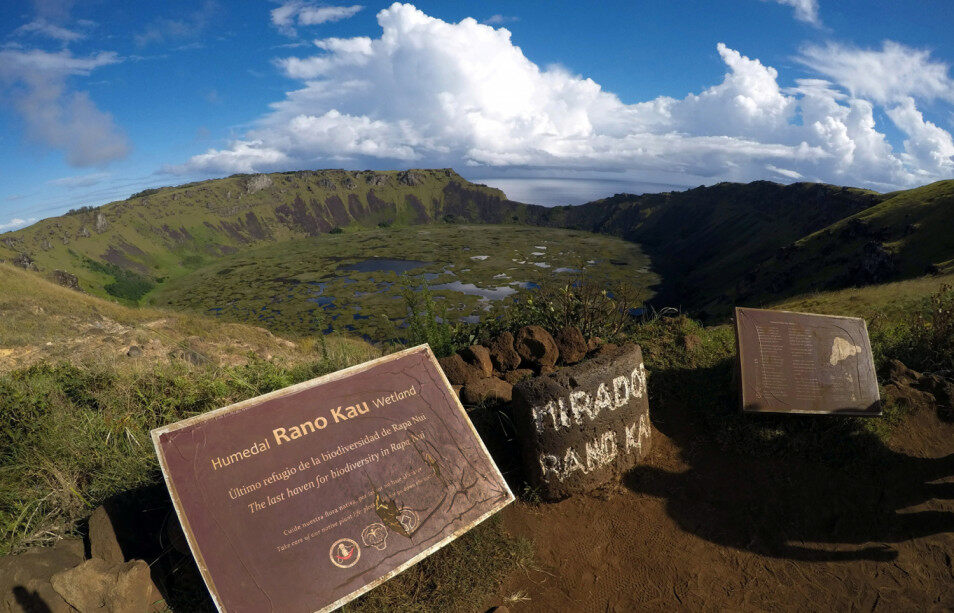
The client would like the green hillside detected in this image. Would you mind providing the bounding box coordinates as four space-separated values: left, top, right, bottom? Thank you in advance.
528 179 954 318
736 180 954 309
0 169 533 301
4 169 953 323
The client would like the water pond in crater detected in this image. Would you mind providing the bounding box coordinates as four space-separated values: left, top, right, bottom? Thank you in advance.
148 224 658 340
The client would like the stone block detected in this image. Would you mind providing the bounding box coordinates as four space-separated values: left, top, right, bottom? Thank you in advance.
511 343 651 500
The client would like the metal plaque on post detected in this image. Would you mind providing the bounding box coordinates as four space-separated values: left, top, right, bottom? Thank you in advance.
735 307 881 415
152 345 514 613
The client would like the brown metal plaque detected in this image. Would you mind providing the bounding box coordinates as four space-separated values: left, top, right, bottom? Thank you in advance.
735 307 881 415
151 345 513 613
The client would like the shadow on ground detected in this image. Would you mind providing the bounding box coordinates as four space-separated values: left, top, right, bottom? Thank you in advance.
88 485 215 611
624 358 954 562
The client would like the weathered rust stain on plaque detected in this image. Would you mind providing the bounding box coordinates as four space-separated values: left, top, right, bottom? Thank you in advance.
735 307 881 415
151 345 513 613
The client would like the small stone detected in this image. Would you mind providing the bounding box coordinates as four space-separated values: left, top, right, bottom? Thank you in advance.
514 325 559 369
461 377 513 405
89 506 125 565
126 346 142 358
451 384 463 398
438 354 483 387
488 332 522 372
460 345 493 377
554 326 587 364
51 559 166 613
503 368 535 386
587 337 602 352
591 343 619 359
0 538 84 613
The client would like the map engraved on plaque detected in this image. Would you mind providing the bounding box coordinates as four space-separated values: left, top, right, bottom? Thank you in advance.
735 307 881 415
152 345 513 613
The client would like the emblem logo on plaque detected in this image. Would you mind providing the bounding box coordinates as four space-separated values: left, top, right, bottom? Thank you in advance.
329 538 361 568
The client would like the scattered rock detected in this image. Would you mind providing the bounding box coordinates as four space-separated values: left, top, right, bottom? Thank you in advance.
460 345 493 377
94 212 109 233
89 506 125 565
397 170 425 186
882 359 954 421
511 343 651 500
50 270 81 291
514 325 559 370
503 368 535 386
461 377 513 405
451 384 463 399
591 343 619 359
438 353 483 387
125 346 142 358
12 253 38 271
170 349 208 366
51 558 166 613
554 326 587 364
0 538 84 613
244 174 272 194
488 331 521 372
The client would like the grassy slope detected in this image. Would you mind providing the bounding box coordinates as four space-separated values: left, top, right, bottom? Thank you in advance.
0 262 376 370
738 180 954 309
0 169 530 300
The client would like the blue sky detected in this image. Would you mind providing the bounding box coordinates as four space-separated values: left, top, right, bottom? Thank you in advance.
1 0 953 230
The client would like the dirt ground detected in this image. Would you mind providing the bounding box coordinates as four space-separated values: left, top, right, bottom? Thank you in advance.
494 403 954 611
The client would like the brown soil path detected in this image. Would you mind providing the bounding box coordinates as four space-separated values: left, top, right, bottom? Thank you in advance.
496 405 954 611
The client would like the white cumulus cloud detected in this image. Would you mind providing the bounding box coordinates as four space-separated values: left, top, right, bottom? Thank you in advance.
173 3 954 192
271 2 364 36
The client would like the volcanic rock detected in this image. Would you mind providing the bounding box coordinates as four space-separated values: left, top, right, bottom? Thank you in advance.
438 353 483 387
514 325 559 369
461 377 513 405
51 558 165 613
89 506 125 565
50 270 81 291
488 331 521 372
554 326 587 364
0 538 84 613
503 368 535 386
460 345 493 377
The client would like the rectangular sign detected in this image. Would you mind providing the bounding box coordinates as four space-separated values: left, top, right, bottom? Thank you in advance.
735 307 881 415
152 345 514 613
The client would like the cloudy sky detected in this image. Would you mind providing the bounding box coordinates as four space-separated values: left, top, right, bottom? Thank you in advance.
1 0 953 230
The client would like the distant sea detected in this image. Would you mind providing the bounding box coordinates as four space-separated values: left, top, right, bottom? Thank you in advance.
474 177 691 206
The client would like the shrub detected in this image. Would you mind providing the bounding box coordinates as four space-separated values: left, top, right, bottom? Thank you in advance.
397 275 457 357
475 270 644 342
81 257 155 303
870 284 954 372
329 227 345 234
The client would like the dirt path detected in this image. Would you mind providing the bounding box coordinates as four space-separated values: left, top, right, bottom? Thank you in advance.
496 405 954 611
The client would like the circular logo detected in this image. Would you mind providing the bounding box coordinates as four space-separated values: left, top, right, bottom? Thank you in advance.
329 538 361 568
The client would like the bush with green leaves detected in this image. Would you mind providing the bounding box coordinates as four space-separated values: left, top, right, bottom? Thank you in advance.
473 271 644 342
396 275 458 357
870 284 954 372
